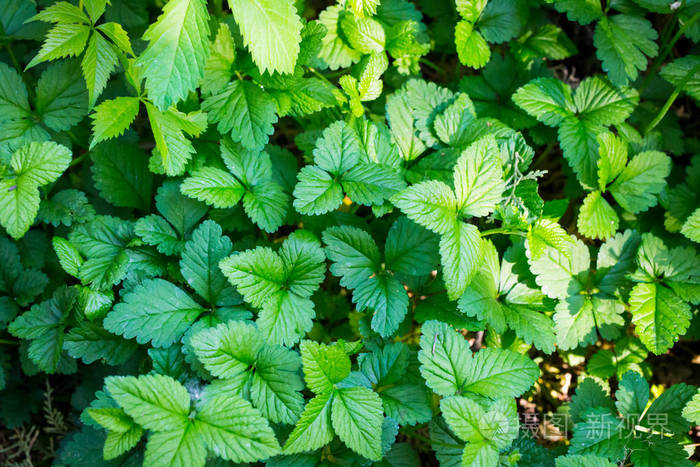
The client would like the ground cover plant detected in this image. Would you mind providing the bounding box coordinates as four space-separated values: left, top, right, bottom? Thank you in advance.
1 0 700 465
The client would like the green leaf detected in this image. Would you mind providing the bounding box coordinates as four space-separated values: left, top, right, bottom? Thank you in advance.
577 190 619 240
105 374 190 431
90 141 152 210
615 371 649 418
550 0 603 25
392 181 458 235
339 12 385 54
681 208 700 243
630 282 691 354
317 5 361 70
103 278 205 348
1 142 72 239
63 322 138 366
202 23 235 95
682 389 700 426
136 0 210 109
202 80 278 150
134 214 182 255
440 221 483 300
143 423 206 467
385 216 439 276
596 132 627 189
283 392 334 454
660 55 700 102
26 23 91 69
418 320 538 398
96 22 134 56
251 345 305 424
512 77 575 127
81 32 119 108
556 455 617 467
594 15 658 86
180 167 245 208
191 320 262 379
89 97 141 148
228 0 302 74
35 60 88 132
575 76 638 127
300 340 350 394
0 62 31 123
180 220 236 305
608 150 671 213
195 394 281 462
8 286 77 373
331 386 384 461
455 20 490 69
145 103 207 176
242 180 289 233
219 247 284 308
69 216 134 289
454 135 506 217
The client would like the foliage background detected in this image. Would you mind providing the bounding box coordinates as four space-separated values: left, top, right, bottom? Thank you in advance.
0 0 699 466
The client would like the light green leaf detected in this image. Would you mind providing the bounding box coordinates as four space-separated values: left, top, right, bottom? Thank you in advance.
609 150 670 213
136 0 210 109
300 340 350 394
283 392 334 454
454 135 505 217
455 20 490 69
512 77 575 127
440 221 483 300
228 0 302 74
27 23 91 69
577 190 619 240
81 32 119 108
89 97 140 148
181 167 245 208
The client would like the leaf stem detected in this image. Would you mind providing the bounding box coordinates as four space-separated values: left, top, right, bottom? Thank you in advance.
644 61 700 135
639 10 700 94
0 338 18 346
480 228 527 238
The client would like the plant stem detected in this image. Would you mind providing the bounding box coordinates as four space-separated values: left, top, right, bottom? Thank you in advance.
480 228 527 237
645 62 700 135
0 339 18 346
639 10 700 94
